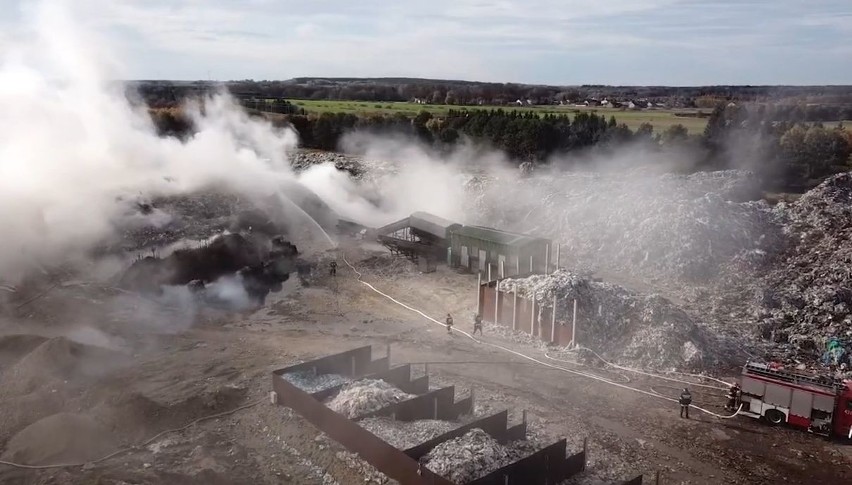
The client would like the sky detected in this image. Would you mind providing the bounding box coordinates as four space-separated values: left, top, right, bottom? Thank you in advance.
0 0 850 85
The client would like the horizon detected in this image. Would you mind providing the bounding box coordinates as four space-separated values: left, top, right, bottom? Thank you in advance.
1 0 850 85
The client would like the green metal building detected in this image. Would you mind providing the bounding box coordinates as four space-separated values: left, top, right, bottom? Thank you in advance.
448 225 552 277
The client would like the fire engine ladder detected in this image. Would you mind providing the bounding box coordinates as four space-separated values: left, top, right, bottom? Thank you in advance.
744 363 843 392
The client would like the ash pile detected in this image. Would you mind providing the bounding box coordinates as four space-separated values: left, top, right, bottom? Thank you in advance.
469 169 783 284
325 379 413 419
747 173 852 369
500 270 719 370
281 371 349 394
421 428 530 484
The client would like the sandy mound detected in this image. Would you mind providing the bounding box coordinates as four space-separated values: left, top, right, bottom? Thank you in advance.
0 336 127 395
0 334 48 367
1 413 118 465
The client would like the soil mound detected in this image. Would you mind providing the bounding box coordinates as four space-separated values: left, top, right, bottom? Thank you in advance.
1 413 118 465
0 334 48 367
1 337 126 395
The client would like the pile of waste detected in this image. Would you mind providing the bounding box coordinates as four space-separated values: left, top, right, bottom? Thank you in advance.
357 417 455 449
468 170 783 283
422 429 514 483
326 379 413 419
499 270 718 370
745 173 852 370
290 151 366 178
281 371 349 394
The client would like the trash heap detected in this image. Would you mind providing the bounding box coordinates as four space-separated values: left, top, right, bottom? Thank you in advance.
468 170 783 284
499 270 717 370
357 417 456 450
326 379 413 419
746 173 852 368
422 429 515 483
281 371 349 394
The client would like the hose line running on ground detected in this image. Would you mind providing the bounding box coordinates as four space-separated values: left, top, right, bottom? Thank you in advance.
340 254 741 420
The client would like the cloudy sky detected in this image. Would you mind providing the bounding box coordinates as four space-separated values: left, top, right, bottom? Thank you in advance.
2 0 850 85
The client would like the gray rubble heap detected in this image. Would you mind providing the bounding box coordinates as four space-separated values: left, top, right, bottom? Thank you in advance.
326 379 413 419
468 169 783 283
747 173 852 364
357 417 456 449
422 429 515 483
499 270 717 369
281 371 349 394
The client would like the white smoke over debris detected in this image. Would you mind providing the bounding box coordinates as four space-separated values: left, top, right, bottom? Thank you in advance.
0 1 328 282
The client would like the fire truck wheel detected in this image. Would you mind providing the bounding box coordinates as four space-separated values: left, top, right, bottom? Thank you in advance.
764 409 785 425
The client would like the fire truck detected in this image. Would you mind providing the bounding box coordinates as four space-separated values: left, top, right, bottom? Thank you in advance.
738 362 852 439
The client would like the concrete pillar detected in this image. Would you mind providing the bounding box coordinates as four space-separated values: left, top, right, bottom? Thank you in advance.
551 294 557 343
555 244 561 270
487 263 492 282
494 280 500 325
515 255 520 275
530 294 536 337
572 298 578 348
529 255 533 273
545 244 550 274
512 290 518 331
477 272 482 315
386 344 391 366
500 259 505 278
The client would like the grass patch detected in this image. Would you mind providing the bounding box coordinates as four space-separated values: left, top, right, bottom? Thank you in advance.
289 99 710 133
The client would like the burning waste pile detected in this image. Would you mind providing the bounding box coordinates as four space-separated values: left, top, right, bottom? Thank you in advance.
468 170 783 284
748 173 852 369
326 379 413 419
118 231 302 309
357 417 456 449
281 371 349 394
499 270 718 370
421 428 526 483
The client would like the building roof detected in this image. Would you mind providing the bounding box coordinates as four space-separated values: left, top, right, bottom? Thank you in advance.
451 225 547 247
409 211 461 239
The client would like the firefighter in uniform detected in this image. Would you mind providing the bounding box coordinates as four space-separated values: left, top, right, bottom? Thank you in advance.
445 313 453 334
329 260 337 277
473 314 483 336
725 383 740 411
679 388 692 419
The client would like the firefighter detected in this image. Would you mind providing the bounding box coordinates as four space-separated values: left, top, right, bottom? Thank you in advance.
473 313 483 336
329 260 337 277
445 313 453 334
679 387 692 419
725 383 740 411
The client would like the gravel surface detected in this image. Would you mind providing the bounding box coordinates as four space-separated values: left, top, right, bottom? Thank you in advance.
357 417 456 449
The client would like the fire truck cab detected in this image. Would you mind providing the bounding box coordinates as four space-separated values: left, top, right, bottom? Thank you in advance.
739 362 852 439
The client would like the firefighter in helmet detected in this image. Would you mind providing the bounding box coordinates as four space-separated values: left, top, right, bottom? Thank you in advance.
473 313 483 336
725 383 741 411
445 313 453 334
679 388 692 419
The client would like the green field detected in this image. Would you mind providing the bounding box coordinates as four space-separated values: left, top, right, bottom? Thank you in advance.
290 99 710 134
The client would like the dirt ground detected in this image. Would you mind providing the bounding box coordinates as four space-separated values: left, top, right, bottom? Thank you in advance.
0 239 850 485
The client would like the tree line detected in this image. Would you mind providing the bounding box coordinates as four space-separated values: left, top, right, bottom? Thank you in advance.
149 103 852 193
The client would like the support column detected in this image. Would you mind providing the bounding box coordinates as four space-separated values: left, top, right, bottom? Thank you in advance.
476 272 482 316
512 290 518 331
494 281 500 325
544 244 550 275
555 244 561 271
515 255 520 275
551 294 557 343
529 255 533 273
571 298 578 348
530 294 536 337
500 259 505 279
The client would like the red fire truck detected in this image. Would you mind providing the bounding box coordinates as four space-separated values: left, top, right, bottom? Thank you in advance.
738 362 852 439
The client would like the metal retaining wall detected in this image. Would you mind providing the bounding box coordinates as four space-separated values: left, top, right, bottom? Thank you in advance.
480 283 573 345
271 346 601 485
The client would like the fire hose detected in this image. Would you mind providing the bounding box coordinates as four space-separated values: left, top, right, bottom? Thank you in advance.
340 254 742 420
